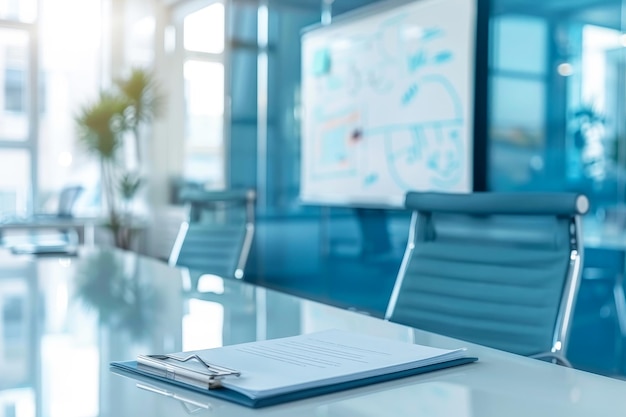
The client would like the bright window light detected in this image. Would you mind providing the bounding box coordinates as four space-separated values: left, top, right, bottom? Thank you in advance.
184 61 224 116
581 25 621 111
184 3 224 54
183 299 224 351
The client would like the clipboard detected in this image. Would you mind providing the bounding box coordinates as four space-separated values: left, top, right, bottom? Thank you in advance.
111 330 477 408
111 357 477 408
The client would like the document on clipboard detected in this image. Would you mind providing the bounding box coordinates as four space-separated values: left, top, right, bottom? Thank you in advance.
110 329 477 408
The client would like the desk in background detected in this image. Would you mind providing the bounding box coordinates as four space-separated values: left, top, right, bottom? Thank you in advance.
0 216 97 246
0 247 624 416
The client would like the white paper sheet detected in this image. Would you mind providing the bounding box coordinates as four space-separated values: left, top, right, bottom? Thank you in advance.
173 329 466 399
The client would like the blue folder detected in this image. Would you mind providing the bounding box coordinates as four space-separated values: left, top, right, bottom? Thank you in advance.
110 356 477 409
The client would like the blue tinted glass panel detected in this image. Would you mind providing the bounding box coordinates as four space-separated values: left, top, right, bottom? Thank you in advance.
491 76 545 136
230 50 258 121
228 3 258 43
489 76 546 191
493 16 547 75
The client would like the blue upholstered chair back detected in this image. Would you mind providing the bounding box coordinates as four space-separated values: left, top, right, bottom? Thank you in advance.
169 189 256 283
386 192 588 358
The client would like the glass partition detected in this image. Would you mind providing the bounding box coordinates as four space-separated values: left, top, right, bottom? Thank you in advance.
488 0 626 216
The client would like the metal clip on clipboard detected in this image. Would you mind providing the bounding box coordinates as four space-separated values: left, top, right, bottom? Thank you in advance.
137 354 241 389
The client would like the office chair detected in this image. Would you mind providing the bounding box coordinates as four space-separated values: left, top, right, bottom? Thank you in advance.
385 191 589 363
39 185 84 219
169 189 256 286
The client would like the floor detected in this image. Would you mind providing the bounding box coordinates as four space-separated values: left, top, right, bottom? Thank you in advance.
253 246 626 380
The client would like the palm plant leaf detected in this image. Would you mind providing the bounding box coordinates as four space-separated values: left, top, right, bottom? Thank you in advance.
75 91 130 159
117 171 144 201
115 68 165 129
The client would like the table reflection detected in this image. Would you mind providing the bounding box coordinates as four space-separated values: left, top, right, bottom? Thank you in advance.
74 249 164 339
0 256 37 417
1 247 625 417
0 247 306 417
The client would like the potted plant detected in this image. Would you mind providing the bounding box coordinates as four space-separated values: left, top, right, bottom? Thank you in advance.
75 68 164 249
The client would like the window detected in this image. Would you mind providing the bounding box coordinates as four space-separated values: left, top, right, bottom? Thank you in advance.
0 0 36 22
0 149 30 216
36 0 103 212
0 0 103 216
176 1 226 188
4 68 25 112
184 2 225 54
183 60 224 183
0 28 29 141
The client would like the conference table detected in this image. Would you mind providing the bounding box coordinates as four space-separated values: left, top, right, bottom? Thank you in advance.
1 247 625 416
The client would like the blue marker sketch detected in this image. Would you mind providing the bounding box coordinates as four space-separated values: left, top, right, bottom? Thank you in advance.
408 50 427 72
364 173 379 186
384 75 466 190
376 13 409 61
405 146 418 163
421 74 464 122
422 27 443 41
384 126 423 164
312 48 331 76
402 83 418 106
433 50 453 64
366 67 393 93
427 152 440 170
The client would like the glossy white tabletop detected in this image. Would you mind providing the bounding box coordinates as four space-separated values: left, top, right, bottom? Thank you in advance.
1 247 625 417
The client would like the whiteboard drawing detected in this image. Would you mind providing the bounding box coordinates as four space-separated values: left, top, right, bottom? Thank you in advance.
301 0 475 207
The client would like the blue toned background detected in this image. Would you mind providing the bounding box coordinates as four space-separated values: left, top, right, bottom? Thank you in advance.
223 0 626 379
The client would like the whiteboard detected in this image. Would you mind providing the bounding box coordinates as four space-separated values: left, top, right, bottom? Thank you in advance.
300 0 476 208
